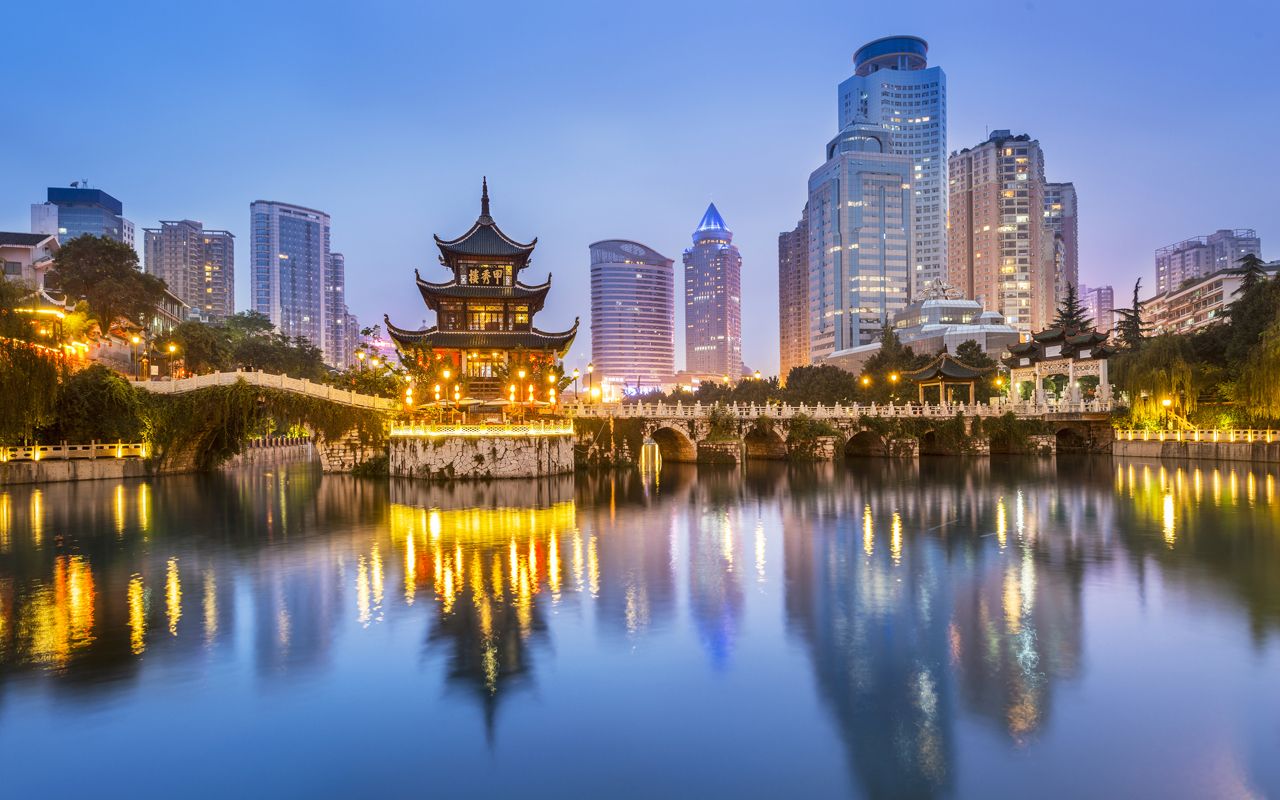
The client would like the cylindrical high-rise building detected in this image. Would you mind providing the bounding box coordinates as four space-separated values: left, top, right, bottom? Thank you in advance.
589 239 675 392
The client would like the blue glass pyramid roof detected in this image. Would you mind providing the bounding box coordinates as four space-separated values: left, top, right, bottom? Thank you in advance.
696 203 727 232
693 203 732 244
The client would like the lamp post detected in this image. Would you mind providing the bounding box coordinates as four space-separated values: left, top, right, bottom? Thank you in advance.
356 350 366 371
167 343 178 379
131 335 141 380
754 370 762 381
1161 397 1172 430
587 362 594 403
889 372 899 404
572 368 580 402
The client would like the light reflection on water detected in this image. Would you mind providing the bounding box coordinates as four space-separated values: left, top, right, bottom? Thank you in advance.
0 455 1277 798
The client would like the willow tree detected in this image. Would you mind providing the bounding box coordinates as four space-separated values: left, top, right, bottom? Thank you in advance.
0 280 63 442
1112 334 1197 427
1232 318 1280 421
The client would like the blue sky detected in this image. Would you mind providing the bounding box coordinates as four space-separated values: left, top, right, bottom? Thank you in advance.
6 0 1277 373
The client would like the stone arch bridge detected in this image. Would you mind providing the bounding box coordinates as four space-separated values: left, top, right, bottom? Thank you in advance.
567 399 1114 463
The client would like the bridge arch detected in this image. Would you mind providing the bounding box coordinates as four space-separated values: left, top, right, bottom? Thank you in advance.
844 430 887 458
1054 425 1088 453
918 429 941 455
744 424 787 460
650 426 697 463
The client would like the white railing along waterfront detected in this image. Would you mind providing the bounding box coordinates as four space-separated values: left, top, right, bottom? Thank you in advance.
391 421 575 438
131 370 398 411
1 442 149 462
1116 429 1277 444
562 399 1113 420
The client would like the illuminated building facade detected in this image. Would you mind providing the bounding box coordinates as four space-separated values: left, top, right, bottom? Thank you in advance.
838 36 947 298
777 205 810 382
682 204 743 378
1154 229 1262 295
31 185 135 249
143 220 235 321
1043 182 1078 302
947 130 1055 335
250 200 331 359
589 239 675 392
808 122 913 359
385 180 579 399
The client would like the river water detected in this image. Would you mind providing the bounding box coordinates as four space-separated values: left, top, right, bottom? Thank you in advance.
0 454 1277 798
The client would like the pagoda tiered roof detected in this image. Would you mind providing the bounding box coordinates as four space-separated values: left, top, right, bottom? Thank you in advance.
1003 324 1117 367
383 315 579 355
433 178 536 270
414 269 551 312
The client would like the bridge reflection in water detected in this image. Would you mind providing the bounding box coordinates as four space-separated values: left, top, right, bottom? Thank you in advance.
0 454 1277 797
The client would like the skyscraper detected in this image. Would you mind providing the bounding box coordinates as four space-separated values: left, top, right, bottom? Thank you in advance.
1044 182 1078 300
683 204 742 378
31 185 135 248
777 204 810 382
807 122 913 359
1080 284 1114 333
1154 229 1262 294
143 220 235 321
838 36 946 297
325 252 351 368
947 130 1055 335
589 239 675 391
250 200 331 359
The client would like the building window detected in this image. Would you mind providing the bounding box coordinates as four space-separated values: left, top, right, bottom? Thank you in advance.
3 261 21 277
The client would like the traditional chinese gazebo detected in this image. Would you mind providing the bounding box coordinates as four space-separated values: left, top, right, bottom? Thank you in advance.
384 179 578 399
1002 325 1115 404
905 353 992 404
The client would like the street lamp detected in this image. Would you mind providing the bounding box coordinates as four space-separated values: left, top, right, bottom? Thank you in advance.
861 375 872 388
356 350 366 370
130 335 141 380
167 343 178 379
1161 397 1173 430
587 361 594 401
572 368 580 400
754 370 762 381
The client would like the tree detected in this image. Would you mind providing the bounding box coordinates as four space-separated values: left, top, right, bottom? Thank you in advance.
1232 253 1269 295
1114 279 1150 351
45 364 143 442
45 235 167 331
1232 317 1280 421
1111 334 1197 427
224 310 275 340
171 320 232 374
1051 282 1093 330
954 339 996 369
1225 261 1280 366
861 326 929 402
783 364 860 404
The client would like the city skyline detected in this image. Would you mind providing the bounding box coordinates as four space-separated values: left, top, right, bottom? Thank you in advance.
4 1 1277 374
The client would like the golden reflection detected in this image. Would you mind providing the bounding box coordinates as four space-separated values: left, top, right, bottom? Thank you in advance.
572 532 584 591
720 516 735 571
862 504 874 557
404 531 417 605
995 497 1007 549
1002 565 1022 635
890 511 903 565
1193 468 1203 502
588 534 600 597
371 544 385 613
0 492 10 552
548 530 561 600
203 570 218 644
138 482 151 533
20 555 97 666
128 574 146 655
1229 470 1239 504
1247 472 1257 505
1212 469 1222 505
30 489 43 548
114 484 126 536
1162 493 1176 547
1014 490 1025 538
1268 473 1275 504
165 558 182 635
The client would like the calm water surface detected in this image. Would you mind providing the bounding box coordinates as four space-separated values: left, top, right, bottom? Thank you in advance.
1 455 1278 798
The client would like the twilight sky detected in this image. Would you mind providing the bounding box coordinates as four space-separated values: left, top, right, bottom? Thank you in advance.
6 0 1277 374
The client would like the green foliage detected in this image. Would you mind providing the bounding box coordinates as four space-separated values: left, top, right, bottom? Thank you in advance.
1112 334 1197 426
984 412 1050 453
784 364 860 404
0 282 64 442
1231 317 1280 421
860 327 931 403
1114 279 1150 351
158 315 328 379
46 235 167 330
705 405 738 441
350 453 389 477
1225 264 1280 366
45 364 143 442
171 319 232 374
785 413 838 441
1051 282 1093 330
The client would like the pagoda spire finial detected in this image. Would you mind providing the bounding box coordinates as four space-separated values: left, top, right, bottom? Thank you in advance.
481 176 490 219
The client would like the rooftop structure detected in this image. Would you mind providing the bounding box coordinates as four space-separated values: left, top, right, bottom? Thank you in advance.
385 180 579 399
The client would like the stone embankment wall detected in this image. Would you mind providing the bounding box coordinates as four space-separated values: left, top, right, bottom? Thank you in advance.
316 430 384 473
696 440 742 464
0 458 150 486
390 434 574 480
1113 439 1280 464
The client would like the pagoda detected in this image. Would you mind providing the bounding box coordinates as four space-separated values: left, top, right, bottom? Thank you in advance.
384 179 579 398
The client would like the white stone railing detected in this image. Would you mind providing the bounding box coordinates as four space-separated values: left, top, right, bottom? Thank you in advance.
131 370 398 411
562 399 1112 420
1 441 149 462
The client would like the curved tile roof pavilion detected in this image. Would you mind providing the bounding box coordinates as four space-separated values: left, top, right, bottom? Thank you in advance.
385 179 578 397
